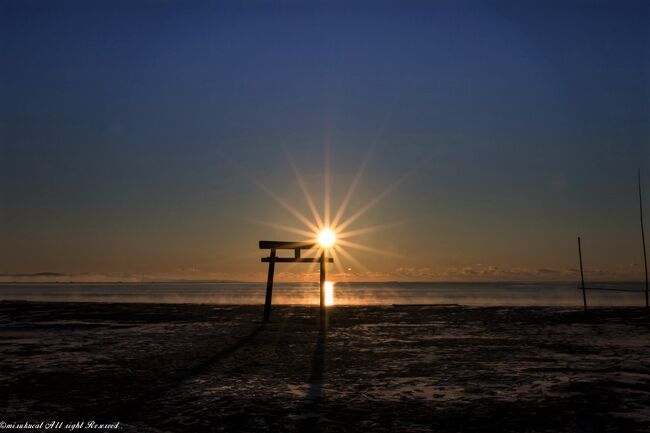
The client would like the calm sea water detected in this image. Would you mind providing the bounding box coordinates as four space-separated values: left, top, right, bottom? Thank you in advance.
0 282 646 307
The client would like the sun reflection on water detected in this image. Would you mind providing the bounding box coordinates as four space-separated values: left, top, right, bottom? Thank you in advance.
325 281 335 306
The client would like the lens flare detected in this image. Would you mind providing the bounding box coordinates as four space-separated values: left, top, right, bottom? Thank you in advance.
248 148 413 291
317 228 336 247
324 281 334 306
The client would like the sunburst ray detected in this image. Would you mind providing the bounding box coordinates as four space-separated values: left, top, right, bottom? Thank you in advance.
331 151 372 229
336 220 409 240
336 238 405 259
329 248 353 280
334 245 371 274
234 160 319 233
246 219 315 239
324 140 331 228
285 149 324 229
336 153 435 232
283 245 321 274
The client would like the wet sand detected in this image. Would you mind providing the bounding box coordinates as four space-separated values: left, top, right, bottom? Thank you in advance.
1 301 649 432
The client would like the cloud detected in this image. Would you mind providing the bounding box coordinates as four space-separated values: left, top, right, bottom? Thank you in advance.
391 264 637 281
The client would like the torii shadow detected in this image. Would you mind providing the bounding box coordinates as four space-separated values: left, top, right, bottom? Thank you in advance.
100 324 265 423
297 327 327 433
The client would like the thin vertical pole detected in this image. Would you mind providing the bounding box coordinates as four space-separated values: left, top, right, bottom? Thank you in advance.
263 249 276 323
578 236 587 313
320 250 327 328
639 169 649 311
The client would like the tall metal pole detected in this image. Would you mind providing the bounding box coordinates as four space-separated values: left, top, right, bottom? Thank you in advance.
638 169 649 312
320 249 327 328
578 236 587 313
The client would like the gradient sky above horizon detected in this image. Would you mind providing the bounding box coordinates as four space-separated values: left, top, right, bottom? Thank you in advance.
1 0 649 282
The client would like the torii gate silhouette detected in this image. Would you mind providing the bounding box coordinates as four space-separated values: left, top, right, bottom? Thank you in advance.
259 241 333 326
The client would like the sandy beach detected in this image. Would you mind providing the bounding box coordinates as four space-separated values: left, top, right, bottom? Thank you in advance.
1 301 649 432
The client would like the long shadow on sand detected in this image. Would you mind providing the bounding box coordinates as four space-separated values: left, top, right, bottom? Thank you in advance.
103 324 265 422
297 328 327 433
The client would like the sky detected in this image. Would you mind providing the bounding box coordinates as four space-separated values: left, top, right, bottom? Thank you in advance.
1 0 649 282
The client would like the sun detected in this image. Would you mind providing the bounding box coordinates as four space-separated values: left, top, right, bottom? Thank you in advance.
317 228 336 248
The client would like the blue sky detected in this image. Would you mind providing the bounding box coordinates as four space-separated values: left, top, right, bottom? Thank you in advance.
1 0 648 281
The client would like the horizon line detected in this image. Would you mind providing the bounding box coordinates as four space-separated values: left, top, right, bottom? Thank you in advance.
1 279 648 285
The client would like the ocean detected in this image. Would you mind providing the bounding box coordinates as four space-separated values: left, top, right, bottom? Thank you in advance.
0 281 646 307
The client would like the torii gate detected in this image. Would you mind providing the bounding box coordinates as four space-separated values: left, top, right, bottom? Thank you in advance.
259 241 333 325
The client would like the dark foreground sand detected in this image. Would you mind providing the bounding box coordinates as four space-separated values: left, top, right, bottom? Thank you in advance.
1 302 649 433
